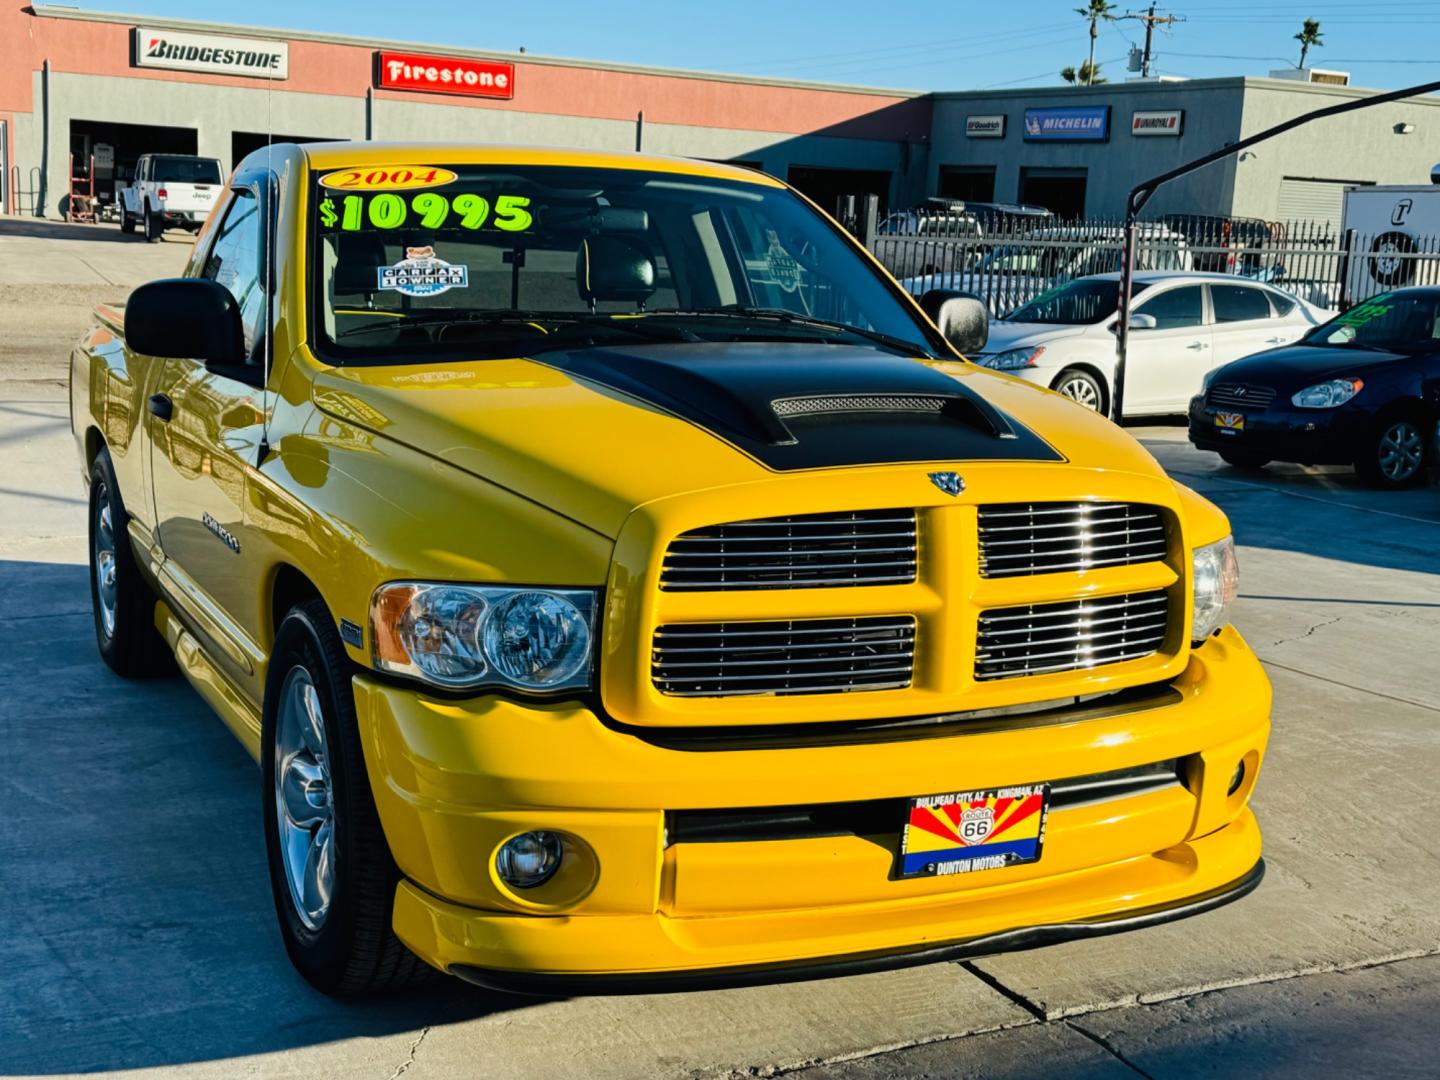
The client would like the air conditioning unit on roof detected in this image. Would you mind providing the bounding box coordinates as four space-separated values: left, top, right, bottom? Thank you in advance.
1268 68 1351 86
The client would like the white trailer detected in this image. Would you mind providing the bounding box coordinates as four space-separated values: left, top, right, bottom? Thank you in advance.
1341 184 1440 304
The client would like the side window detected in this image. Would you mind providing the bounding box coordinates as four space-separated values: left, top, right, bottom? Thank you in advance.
1267 289 1297 317
201 186 265 359
1211 284 1272 323
1135 285 1204 330
137 157 149 182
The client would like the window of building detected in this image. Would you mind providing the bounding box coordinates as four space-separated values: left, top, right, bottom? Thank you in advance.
938 166 996 202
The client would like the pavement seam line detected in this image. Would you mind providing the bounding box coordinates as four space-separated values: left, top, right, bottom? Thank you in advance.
1258 657 1440 714
959 959 1049 1021
1064 1019 1156 1079
386 1024 430 1080
1163 466 1440 526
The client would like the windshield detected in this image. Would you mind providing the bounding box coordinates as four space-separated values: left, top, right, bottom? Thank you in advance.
1006 278 1149 324
310 164 940 362
1306 292 1440 351
152 156 222 184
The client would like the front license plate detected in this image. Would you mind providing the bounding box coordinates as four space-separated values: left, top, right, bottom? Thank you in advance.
898 784 1050 878
1213 411 1245 435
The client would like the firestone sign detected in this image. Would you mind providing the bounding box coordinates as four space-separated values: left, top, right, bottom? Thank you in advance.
132 27 288 79
375 51 515 100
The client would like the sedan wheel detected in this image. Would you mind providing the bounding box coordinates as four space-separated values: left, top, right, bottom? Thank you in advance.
1376 419 1425 485
1054 369 1104 413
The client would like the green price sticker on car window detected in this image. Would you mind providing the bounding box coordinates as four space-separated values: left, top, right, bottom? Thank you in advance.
318 192 534 233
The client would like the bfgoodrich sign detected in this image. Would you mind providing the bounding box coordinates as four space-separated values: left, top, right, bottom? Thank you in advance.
132 27 289 79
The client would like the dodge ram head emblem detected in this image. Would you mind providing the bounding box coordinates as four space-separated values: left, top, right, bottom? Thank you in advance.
929 471 965 496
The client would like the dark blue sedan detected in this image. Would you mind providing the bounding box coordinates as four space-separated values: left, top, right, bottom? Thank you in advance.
1189 288 1440 488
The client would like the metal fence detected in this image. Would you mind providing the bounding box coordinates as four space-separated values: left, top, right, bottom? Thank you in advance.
865 206 1440 317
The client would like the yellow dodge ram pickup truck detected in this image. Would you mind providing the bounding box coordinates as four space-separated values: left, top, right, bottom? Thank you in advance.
72 143 1267 996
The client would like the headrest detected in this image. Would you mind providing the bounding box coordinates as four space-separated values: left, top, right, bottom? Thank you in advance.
333 232 389 295
576 235 656 305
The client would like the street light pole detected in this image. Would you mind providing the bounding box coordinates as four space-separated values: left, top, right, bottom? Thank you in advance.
1112 76 1440 424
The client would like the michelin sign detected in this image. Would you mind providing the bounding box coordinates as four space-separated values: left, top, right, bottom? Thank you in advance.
1022 106 1110 142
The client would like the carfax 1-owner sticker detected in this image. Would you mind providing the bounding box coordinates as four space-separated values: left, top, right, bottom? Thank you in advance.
378 247 468 297
898 784 1049 877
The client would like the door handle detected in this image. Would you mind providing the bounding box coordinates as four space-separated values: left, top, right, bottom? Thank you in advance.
1265 336 1285 344
148 393 174 422
1186 341 1206 350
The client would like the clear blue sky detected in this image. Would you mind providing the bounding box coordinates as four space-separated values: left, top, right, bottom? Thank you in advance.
74 0 1440 92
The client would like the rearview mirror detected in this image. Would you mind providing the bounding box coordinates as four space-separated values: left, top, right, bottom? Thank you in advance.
124 278 246 367
919 289 989 354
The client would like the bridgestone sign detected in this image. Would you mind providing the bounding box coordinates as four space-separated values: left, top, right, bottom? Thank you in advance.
132 27 289 80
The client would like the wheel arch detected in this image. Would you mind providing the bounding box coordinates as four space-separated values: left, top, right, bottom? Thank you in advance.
83 425 106 473
269 562 328 644
1050 362 1112 415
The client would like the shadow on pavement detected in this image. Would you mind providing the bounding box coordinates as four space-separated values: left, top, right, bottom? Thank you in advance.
0 561 542 1075
0 217 190 245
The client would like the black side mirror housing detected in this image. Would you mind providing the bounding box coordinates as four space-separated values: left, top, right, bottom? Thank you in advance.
919 289 989 355
124 278 246 368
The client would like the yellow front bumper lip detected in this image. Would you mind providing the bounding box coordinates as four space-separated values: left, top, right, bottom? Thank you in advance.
392 811 1263 988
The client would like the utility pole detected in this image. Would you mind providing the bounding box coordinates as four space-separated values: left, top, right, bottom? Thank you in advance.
1119 4 1184 78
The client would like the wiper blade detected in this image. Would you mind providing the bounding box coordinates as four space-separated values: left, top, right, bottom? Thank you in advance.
336 309 559 340
336 310 699 343
645 308 936 358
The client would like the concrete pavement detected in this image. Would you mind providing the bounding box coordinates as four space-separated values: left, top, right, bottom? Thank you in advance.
1 249 1438 1077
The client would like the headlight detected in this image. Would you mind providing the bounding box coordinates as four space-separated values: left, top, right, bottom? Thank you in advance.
370 582 596 692
1191 536 1239 644
983 345 1045 370
1291 377 1363 409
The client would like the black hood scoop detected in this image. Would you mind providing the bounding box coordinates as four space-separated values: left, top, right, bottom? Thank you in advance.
533 341 1063 471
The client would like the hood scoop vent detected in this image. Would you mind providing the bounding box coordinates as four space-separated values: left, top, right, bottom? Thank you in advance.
534 342 1061 471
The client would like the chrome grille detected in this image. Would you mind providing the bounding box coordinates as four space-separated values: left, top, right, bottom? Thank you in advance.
976 591 1169 680
652 616 916 697
660 510 918 592
1207 383 1277 411
978 502 1168 578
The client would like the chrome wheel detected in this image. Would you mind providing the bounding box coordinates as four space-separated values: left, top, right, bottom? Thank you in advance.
274 666 335 931
1378 420 1424 483
1057 375 1101 412
93 489 118 640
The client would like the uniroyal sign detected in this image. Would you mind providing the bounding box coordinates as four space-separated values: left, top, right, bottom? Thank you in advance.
1131 109 1184 137
375 51 515 100
132 27 288 79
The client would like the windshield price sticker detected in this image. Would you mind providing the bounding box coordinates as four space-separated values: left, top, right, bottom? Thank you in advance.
377 246 469 297
319 192 534 233
319 167 458 191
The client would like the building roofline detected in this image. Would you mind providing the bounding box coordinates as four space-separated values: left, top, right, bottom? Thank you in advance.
28 4 924 99
929 74 1440 103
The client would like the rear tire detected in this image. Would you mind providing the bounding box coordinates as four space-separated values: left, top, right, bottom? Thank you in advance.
120 211 135 235
1219 450 1269 471
144 204 163 243
262 598 435 996
88 447 171 676
1355 413 1427 489
1052 368 1106 414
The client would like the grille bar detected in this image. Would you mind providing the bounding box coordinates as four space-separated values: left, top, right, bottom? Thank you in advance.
660 510 918 592
978 502 1168 578
976 591 1170 681
653 616 916 697
1207 383 1277 411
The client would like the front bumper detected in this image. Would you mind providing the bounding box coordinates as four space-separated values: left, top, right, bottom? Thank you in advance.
1188 394 1366 465
354 627 1270 983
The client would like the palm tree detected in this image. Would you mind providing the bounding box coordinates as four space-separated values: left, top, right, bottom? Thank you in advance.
1295 18 1324 69
1076 0 1117 85
1061 61 1107 85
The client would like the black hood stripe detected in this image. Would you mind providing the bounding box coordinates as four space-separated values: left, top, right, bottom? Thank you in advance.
532 342 1064 471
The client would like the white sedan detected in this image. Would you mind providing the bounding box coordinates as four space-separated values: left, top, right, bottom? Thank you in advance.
968 272 1329 416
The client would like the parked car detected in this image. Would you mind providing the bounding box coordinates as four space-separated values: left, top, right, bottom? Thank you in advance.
1189 287 1440 487
874 200 1054 280
902 224 1193 316
119 153 224 241
970 272 1326 416
73 141 1269 995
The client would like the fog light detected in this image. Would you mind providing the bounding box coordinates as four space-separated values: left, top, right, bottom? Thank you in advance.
496 831 564 889
1228 762 1246 796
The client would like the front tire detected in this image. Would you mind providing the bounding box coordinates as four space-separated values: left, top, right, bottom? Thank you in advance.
1219 450 1270 471
1052 367 1106 414
88 448 170 676
120 211 135 235
1356 414 1427 488
262 598 433 995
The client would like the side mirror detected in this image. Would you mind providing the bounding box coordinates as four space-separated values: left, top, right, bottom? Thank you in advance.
124 278 246 367
1128 313 1158 331
919 289 989 355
